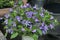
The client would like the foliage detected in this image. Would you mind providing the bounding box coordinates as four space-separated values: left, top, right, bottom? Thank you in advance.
2 0 58 39
0 0 14 8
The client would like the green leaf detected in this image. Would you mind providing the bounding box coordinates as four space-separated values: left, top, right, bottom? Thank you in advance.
11 32 18 39
9 1 14 6
37 29 42 35
5 32 8 37
54 19 59 25
32 34 38 40
13 10 17 16
18 25 22 28
18 1 22 5
8 19 12 26
4 26 8 29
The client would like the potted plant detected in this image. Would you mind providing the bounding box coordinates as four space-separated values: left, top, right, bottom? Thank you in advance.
1 0 58 40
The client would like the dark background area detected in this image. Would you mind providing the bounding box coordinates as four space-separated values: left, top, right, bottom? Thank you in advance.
43 1 60 40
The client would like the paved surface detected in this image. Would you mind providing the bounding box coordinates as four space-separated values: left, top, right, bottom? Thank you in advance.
0 31 6 40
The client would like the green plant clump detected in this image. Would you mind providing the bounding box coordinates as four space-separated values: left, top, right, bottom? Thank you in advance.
0 0 14 8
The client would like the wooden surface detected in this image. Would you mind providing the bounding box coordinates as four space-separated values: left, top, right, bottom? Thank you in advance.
0 8 10 17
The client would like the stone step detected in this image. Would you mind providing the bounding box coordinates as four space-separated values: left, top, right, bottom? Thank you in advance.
0 31 6 40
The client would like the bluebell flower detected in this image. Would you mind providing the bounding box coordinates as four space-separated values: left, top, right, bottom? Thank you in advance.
25 21 29 26
23 5 27 8
4 19 8 25
25 21 32 29
21 20 32 29
4 14 10 18
40 25 48 31
20 5 24 8
49 24 54 29
29 25 32 29
9 8 13 12
20 3 30 8
41 22 45 26
6 29 13 34
42 30 46 35
25 21 31 25
35 18 39 22
27 25 32 30
26 3 30 7
21 28 25 32
50 16 54 20
40 13 44 17
33 5 39 10
40 22 48 34
21 20 26 25
44 25 48 31
32 29 36 33
16 16 21 22
26 11 34 18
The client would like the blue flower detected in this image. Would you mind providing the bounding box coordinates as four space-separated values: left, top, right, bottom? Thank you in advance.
27 25 32 30
41 22 45 26
4 19 8 25
26 11 34 18
12 22 16 27
21 28 26 32
22 20 31 26
29 25 32 29
33 5 39 10
6 29 13 34
40 22 48 34
50 16 54 20
20 3 30 8
4 14 10 18
42 30 46 35
35 18 39 22
21 20 26 25
40 25 48 31
40 13 44 17
32 29 36 33
26 3 31 7
9 8 13 12
49 24 54 29
21 20 32 29
41 25 48 34
16 16 22 22
25 21 29 26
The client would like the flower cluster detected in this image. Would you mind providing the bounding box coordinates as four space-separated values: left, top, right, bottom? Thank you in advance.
3 1 58 39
